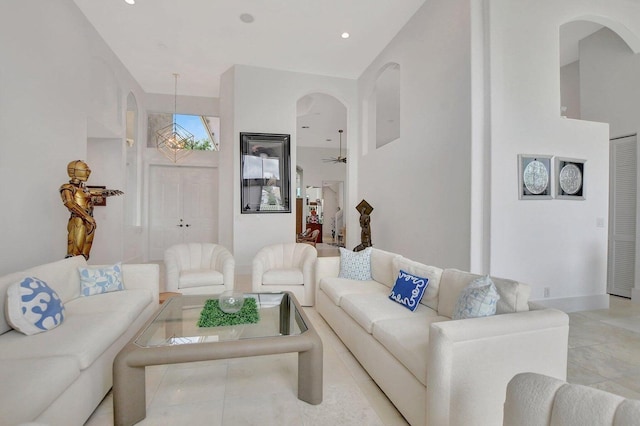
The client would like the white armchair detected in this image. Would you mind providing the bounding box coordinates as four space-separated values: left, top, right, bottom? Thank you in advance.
252 243 317 306
164 243 235 295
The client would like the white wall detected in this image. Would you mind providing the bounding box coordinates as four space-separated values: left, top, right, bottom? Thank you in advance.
560 61 581 119
486 0 640 306
0 0 146 274
87 138 125 264
219 65 358 271
357 0 473 269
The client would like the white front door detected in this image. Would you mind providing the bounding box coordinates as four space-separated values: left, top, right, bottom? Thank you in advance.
608 134 637 298
148 165 218 260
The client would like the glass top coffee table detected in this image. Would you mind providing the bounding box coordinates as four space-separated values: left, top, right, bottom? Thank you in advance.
113 292 323 426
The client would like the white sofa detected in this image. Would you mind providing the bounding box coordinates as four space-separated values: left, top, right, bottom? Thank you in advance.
0 256 159 426
315 248 570 426
504 372 640 425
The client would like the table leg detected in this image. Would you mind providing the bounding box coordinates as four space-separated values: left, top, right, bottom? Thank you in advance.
297 332 323 405
113 347 146 426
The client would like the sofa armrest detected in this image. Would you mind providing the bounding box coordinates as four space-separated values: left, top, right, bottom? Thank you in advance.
121 264 160 304
214 249 235 292
314 256 340 303
427 308 569 426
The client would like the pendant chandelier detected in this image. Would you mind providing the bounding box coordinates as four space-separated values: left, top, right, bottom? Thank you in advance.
156 73 194 163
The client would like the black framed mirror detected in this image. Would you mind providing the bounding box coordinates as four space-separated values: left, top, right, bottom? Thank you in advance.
240 132 291 213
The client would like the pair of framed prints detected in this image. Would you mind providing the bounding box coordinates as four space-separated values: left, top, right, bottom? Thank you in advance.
518 155 585 200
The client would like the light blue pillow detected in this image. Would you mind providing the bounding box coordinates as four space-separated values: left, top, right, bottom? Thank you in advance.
338 247 372 280
452 275 500 319
78 262 124 296
6 277 65 335
389 269 429 311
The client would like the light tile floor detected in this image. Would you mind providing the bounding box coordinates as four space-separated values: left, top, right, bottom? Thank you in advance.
85 280 640 425
567 295 640 399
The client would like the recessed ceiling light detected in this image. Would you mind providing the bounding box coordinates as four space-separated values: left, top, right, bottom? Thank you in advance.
240 13 255 23
124 0 135 5
341 32 350 39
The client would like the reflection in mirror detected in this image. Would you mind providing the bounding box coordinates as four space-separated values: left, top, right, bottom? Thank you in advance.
241 133 291 213
375 62 401 148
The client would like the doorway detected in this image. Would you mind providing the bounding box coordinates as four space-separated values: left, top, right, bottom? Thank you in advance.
148 165 218 260
608 134 637 298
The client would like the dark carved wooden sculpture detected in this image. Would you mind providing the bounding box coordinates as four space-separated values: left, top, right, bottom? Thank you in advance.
353 199 373 252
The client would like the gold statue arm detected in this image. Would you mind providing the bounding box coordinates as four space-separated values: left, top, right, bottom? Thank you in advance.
88 188 124 197
60 187 96 231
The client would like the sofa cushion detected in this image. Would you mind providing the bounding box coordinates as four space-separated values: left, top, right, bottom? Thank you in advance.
341 292 435 334
0 289 152 369
452 276 500 319
392 257 443 311
370 248 403 288
438 269 530 318
6 277 66 335
372 315 448 386
180 269 225 288
389 270 429 311
338 247 372 280
0 356 80 426
79 262 124 296
262 268 304 285
0 256 86 335
319 277 388 306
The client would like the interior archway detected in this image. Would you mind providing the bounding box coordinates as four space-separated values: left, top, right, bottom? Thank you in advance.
296 93 347 246
559 18 640 299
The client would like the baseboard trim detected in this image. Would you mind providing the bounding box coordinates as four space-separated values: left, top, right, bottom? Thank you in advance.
530 294 610 313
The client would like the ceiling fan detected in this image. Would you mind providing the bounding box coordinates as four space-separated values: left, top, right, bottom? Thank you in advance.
322 129 346 163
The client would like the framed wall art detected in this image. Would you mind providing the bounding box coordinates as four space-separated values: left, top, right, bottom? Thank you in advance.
240 132 291 214
555 157 585 200
518 154 553 199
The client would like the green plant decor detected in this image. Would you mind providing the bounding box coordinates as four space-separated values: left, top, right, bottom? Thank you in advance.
197 297 259 327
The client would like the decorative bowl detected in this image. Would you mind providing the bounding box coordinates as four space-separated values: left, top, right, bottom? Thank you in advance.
218 291 245 314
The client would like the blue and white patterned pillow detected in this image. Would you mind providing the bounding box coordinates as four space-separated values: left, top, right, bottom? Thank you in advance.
338 247 372 280
78 262 124 296
389 270 429 311
452 275 500 319
6 276 65 335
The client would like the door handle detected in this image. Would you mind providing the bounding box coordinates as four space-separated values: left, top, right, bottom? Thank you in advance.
185 224 190 227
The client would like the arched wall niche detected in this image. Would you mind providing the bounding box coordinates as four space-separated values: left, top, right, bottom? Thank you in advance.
364 62 401 153
565 15 640 53
559 17 640 119
125 91 141 227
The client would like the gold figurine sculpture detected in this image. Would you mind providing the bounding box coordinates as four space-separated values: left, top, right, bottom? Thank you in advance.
60 160 123 260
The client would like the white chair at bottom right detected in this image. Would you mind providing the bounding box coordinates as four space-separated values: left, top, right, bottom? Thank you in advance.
251 242 317 306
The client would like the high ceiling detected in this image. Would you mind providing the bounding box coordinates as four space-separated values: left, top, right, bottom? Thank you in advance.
73 0 426 98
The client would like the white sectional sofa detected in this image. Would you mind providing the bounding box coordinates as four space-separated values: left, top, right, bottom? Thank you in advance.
315 248 570 426
504 372 640 425
0 256 159 426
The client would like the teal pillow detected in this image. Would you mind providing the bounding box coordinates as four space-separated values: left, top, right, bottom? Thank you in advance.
452 275 500 319
78 262 124 296
389 270 429 311
338 247 372 280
